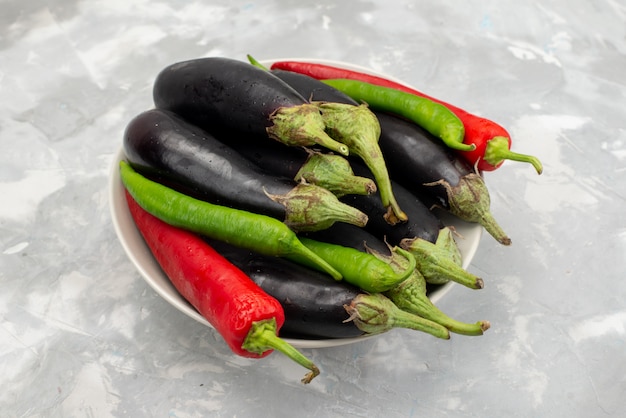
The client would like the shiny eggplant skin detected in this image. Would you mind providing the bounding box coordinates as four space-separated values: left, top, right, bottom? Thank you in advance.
205 239 365 339
374 111 472 209
123 108 293 220
153 57 309 136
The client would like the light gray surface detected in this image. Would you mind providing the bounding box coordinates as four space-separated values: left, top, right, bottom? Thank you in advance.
2 1 625 416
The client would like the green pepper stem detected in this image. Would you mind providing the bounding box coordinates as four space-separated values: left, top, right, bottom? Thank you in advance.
246 54 270 71
440 121 475 152
242 318 320 384
484 136 543 174
400 237 484 289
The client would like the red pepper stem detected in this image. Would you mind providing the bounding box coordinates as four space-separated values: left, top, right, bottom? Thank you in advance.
242 318 320 384
484 136 543 174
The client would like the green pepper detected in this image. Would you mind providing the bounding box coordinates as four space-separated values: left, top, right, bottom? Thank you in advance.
119 161 342 280
289 236 416 293
322 78 472 152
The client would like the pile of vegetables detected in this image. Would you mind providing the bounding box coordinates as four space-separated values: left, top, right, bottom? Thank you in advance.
119 55 541 384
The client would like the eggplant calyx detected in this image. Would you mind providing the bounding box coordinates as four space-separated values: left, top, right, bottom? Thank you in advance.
316 101 408 224
434 227 463 267
385 271 489 336
295 148 377 197
399 236 484 290
343 293 450 339
424 173 511 246
265 182 368 232
266 104 349 156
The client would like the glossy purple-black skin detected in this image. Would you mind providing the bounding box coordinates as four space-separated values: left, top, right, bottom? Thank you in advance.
340 161 443 245
205 239 365 339
374 111 474 210
153 57 309 136
229 135 309 180
123 108 293 220
218 69 358 171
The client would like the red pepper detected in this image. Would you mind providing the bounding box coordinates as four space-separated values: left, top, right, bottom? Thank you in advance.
271 61 542 174
124 190 320 383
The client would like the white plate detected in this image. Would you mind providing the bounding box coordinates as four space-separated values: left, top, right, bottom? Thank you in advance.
109 58 482 349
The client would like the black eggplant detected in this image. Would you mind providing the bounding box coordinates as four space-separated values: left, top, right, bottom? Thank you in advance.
205 238 449 340
375 111 511 245
152 57 349 156
123 109 367 232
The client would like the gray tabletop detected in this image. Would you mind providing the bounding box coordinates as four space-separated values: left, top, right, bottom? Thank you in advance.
2 1 625 417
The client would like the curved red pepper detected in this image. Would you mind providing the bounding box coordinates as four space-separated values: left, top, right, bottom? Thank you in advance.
124 190 319 383
271 61 542 174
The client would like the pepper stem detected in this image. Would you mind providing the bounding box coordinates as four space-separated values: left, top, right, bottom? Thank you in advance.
344 293 450 339
484 136 543 174
399 236 484 289
246 54 270 71
316 102 408 224
242 318 320 384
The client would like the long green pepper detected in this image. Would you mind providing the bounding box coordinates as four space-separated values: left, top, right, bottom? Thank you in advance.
322 79 473 152
119 161 342 280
